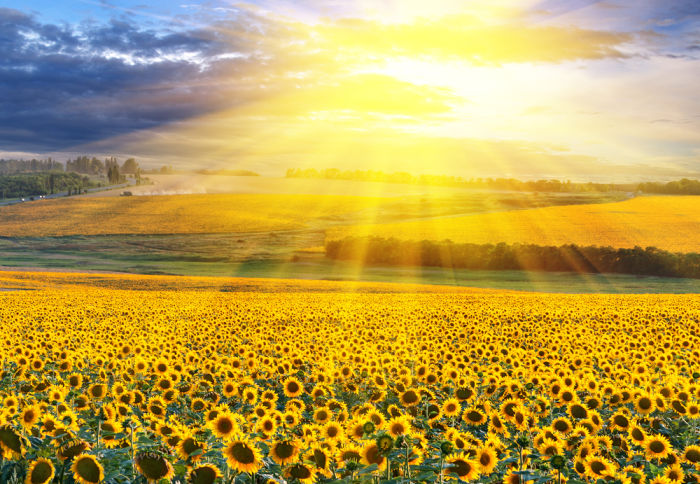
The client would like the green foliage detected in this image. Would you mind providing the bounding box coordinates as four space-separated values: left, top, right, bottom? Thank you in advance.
0 172 96 198
286 168 639 192
326 237 700 279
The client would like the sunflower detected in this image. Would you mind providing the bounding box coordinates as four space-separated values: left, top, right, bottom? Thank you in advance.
568 402 589 420
664 465 684 483
57 439 89 461
270 439 300 465
222 381 238 398
442 398 461 417
223 436 263 473
282 411 300 428
308 445 333 477
134 452 175 483
71 455 104 484
0 424 26 459
628 422 647 446
634 394 656 416
209 411 238 439
2 395 18 409
551 416 573 435
503 470 523 484
313 407 331 425
242 387 258 405
256 415 277 437
512 409 530 431
688 402 700 419
321 421 344 442
446 453 480 481
190 398 207 412
40 414 61 434
284 462 317 484
286 398 304 413
178 433 206 463
644 434 671 461
153 358 170 375
283 377 304 398
476 446 498 474
622 465 646 484
648 477 672 484
100 420 123 449
25 458 55 484
537 438 564 459
87 384 106 400
399 389 421 407
489 412 508 434
361 442 387 470
682 444 700 464
463 408 487 426
609 411 632 432
386 415 412 438
455 386 475 402
584 455 616 480
144 396 164 418
336 443 363 469
187 464 222 484
18 405 41 430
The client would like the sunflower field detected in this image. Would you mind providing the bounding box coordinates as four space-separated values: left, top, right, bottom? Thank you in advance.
0 281 699 484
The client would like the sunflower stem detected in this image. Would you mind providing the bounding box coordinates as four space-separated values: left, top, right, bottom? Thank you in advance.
130 424 136 479
404 440 410 481
96 418 101 450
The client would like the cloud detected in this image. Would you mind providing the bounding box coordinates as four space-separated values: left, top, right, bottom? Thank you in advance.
0 1 697 182
311 15 631 64
0 7 269 151
0 3 638 154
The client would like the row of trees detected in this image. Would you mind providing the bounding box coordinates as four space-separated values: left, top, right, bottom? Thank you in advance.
0 173 96 199
0 158 63 175
325 237 700 279
66 156 139 176
286 168 638 192
638 178 700 195
288 168 700 194
0 156 140 177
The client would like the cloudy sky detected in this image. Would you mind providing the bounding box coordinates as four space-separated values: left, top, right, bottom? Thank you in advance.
1 0 699 179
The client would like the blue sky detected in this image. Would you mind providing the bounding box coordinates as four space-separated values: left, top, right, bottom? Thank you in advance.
0 1 698 179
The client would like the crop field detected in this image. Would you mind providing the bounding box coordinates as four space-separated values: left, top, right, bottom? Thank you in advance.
0 194 378 237
0 190 625 238
0 273 699 484
328 196 700 253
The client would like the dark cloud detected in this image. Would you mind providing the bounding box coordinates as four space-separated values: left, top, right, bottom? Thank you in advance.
0 7 264 151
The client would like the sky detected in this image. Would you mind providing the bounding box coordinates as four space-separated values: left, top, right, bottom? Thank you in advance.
0 0 699 180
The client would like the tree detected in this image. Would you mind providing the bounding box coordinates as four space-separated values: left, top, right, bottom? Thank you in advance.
107 165 121 184
121 158 139 174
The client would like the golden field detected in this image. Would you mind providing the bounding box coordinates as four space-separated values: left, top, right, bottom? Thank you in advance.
328 196 700 253
0 272 699 484
0 194 383 237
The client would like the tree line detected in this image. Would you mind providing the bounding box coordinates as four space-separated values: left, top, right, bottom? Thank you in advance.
0 172 96 199
637 178 700 195
0 158 63 175
287 168 700 194
325 236 700 279
1 156 140 178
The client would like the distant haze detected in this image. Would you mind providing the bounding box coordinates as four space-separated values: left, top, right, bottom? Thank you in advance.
1 1 699 179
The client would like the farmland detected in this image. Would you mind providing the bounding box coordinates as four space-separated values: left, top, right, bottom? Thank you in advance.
0 273 699 484
0 185 627 238
327 196 700 253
